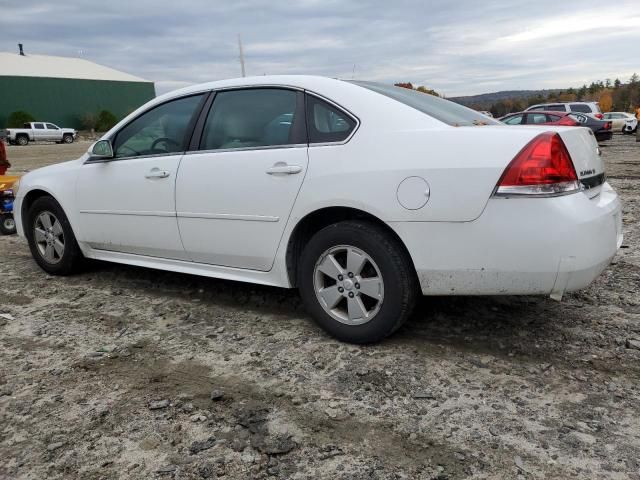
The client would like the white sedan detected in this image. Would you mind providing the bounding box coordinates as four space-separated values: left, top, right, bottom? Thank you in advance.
602 112 638 133
13 76 623 343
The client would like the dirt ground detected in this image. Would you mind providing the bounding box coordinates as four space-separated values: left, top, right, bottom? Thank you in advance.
1 135 639 480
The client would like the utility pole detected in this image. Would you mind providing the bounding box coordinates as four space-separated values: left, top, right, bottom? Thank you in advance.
238 34 246 77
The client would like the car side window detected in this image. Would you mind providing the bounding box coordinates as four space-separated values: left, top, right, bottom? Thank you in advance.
528 113 547 124
200 88 303 151
546 114 561 122
306 95 356 143
34 123 45 129
529 106 544 111
503 115 523 125
570 104 592 113
546 105 565 112
113 94 205 158
46 123 58 130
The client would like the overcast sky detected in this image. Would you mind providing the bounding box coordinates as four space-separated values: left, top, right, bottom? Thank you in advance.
2 0 639 96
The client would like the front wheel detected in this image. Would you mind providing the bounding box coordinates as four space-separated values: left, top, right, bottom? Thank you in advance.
0 214 16 235
298 220 418 343
63 134 74 144
26 196 83 275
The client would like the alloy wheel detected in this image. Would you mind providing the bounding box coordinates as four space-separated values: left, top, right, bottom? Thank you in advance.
313 245 384 325
33 211 65 264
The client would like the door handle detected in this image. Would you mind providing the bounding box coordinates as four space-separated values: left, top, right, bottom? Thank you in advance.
266 163 303 175
145 168 170 179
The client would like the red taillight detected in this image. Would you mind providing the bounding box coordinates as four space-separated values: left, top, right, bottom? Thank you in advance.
603 121 611 130
595 113 603 119
494 132 580 196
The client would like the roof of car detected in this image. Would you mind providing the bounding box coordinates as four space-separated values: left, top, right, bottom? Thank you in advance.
507 111 571 116
529 101 597 105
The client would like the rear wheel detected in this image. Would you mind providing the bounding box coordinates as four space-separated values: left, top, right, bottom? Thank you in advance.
298 220 418 343
26 196 83 275
16 135 28 146
0 215 16 235
63 134 74 144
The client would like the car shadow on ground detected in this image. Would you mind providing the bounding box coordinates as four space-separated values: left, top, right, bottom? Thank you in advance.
79 259 568 364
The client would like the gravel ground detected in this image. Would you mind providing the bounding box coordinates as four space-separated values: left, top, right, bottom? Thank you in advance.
1 134 639 479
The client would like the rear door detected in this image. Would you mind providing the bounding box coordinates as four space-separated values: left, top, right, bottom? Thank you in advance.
32 123 47 141
176 87 308 271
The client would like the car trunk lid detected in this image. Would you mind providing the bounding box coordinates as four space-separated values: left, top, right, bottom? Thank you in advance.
554 126 605 198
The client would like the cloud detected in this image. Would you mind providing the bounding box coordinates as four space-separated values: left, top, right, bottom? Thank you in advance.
1 0 639 96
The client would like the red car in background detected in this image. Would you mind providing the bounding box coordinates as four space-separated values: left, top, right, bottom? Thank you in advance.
0 136 10 175
499 110 613 142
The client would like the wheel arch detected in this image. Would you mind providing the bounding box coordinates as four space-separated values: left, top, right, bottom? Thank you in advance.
21 189 60 232
285 206 417 287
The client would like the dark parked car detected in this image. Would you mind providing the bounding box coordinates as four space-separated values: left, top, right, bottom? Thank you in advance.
569 113 613 142
499 111 613 142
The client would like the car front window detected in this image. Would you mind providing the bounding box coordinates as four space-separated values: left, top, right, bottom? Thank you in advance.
113 94 205 158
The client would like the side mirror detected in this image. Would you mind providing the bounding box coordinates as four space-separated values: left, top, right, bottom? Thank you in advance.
89 140 114 160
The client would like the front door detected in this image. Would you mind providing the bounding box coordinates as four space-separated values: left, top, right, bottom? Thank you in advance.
176 88 308 271
45 123 61 141
76 93 206 260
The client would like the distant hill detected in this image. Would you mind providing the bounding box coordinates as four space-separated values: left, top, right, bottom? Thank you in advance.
450 89 562 108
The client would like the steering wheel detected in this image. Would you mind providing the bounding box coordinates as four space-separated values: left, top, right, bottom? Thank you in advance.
151 137 180 153
117 144 140 157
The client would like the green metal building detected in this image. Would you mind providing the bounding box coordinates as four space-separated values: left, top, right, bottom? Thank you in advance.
0 50 155 129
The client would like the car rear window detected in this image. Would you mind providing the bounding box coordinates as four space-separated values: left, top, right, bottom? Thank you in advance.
570 103 593 113
351 81 500 126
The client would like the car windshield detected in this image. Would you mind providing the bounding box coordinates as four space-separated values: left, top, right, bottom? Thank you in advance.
351 81 501 127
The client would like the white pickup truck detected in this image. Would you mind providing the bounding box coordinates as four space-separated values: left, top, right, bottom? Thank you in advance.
6 122 77 146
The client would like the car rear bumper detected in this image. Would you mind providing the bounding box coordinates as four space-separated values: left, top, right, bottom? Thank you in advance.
390 182 622 297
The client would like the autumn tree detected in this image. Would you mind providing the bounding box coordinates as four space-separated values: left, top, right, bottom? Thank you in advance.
393 82 440 97
598 90 613 112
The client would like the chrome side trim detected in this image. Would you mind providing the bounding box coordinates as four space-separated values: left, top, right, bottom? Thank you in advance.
79 210 175 217
492 181 581 198
84 151 183 164
184 143 307 156
177 212 279 222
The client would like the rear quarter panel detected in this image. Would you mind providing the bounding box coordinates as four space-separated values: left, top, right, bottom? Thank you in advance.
295 125 544 223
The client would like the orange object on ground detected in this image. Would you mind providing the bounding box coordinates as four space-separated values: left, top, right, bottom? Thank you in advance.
0 175 20 192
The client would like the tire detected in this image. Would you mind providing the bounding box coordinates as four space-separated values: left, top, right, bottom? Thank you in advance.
0 214 16 235
63 134 74 144
16 135 28 146
25 196 83 275
298 220 418 343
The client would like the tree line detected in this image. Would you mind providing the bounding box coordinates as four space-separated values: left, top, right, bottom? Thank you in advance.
480 74 640 118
